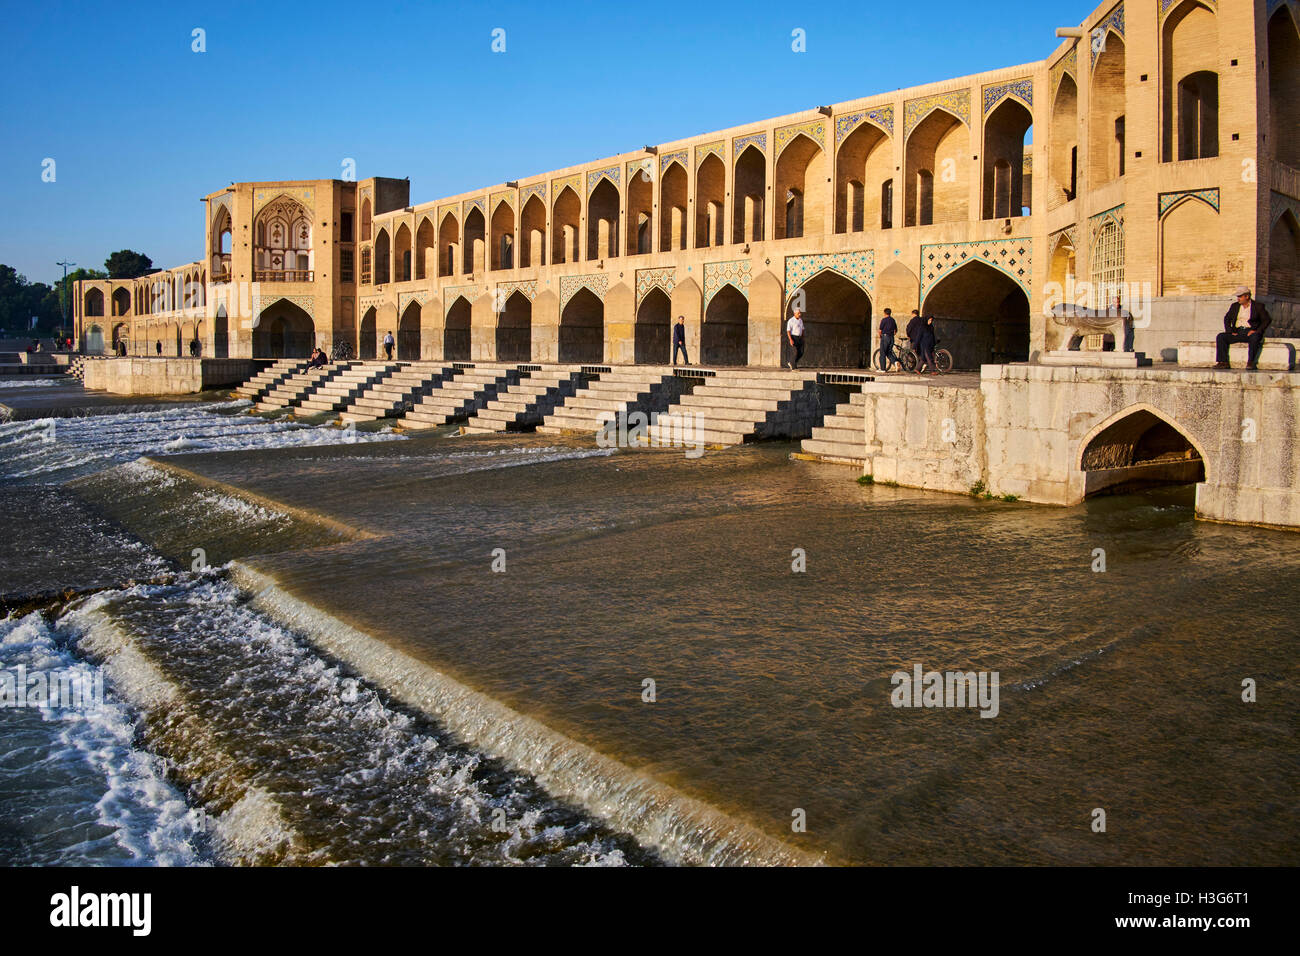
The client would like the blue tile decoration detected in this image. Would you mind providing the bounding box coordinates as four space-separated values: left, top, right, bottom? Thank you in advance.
587 165 620 195
733 133 767 158
1051 46 1077 98
696 141 724 168
1271 190 1300 227
904 89 971 141
254 294 315 321
560 273 609 310
254 187 314 214
1091 4 1125 68
358 294 384 312
660 150 688 173
983 78 1033 115
1165 0 1217 15
398 290 430 313
920 238 1032 299
491 190 514 213
703 259 753 307
627 158 653 185
784 251 875 301
1089 204 1125 243
1049 225 1077 257
520 182 546 207
835 106 894 146
495 279 537 302
466 197 486 220
775 120 825 159
552 174 581 204
635 267 676 307
443 284 481 316
1158 188 1220 218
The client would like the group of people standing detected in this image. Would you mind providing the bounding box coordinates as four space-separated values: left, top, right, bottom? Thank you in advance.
877 309 942 375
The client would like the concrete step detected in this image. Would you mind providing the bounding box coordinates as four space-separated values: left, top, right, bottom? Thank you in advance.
798 438 866 463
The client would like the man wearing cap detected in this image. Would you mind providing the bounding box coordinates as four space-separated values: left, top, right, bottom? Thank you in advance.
1215 286 1271 370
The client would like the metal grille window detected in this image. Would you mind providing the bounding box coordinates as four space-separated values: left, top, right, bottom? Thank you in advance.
1090 220 1124 308
341 250 354 283
360 247 372 285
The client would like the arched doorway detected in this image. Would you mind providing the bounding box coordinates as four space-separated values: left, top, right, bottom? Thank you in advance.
983 98 1033 219
1269 210 1299 299
635 287 671 364
552 187 580 264
786 271 872 368
660 161 687 252
921 261 1029 368
1162 0 1220 161
1089 33 1125 185
491 200 515 271
1049 73 1079 209
359 308 377 359
559 287 604 364
520 194 546 268
774 134 827 239
587 178 619 259
463 207 486 274
1079 407 1205 498
836 121 891 233
702 284 748 366
733 146 765 243
398 302 421 360
111 322 127 354
906 108 969 225
214 306 228 357
444 298 472 361
438 213 460 278
497 291 532 362
394 224 413 282
253 301 315 358
111 287 131 317
85 324 104 354
696 154 725 248
1269 6 1300 168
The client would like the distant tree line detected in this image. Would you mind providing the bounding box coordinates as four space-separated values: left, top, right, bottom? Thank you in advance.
0 251 153 335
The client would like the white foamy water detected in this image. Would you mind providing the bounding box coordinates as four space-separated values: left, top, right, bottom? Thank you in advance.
42 575 644 866
0 378 66 388
0 401 407 482
0 611 207 866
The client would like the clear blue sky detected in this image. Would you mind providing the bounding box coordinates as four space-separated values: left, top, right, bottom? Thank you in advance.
0 0 1075 285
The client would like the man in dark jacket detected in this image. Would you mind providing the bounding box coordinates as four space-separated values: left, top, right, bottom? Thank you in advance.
877 308 899 372
1215 286 1271 370
673 316 689 365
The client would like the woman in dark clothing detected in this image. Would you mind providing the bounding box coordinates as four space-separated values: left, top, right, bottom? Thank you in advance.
915 314 938 375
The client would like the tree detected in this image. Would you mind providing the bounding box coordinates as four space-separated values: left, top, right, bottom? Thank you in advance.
104 250 153 279
0 264 62 334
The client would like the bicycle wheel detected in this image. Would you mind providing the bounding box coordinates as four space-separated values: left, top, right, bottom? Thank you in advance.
935 349 953 373
901 349 918 372
872 348 886 371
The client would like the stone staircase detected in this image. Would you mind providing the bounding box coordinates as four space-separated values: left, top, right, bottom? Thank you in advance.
254 362 359 411
463 366 588 433
337 363 460 423
644 369 849 447
295 362 405 416
234 359 306 402
536 366 693 437
400 364 523 428
798 391 868 465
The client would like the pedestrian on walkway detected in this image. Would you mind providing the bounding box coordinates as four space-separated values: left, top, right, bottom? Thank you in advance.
786 309 805 370
878 308 898 372
673 316 689 365
915 315 939 375
383 330 395 360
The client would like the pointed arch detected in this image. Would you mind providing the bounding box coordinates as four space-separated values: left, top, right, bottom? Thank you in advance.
463 206 486 274
696 153 725 248
587 177 619 260
1269 4 1300 168
905 107 970 226
1162 0 1219 162
415 216 436 280
836 121 891 233
438 212 460 278
1268 209 1299 298
733 145 765 244
1078 403 1208 496
394 223 413 282
520 194 547 268
553 185 581 264
660 161 688 252
983 98 1033 219
491 200 515 271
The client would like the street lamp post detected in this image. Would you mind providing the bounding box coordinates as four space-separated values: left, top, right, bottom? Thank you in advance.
56 258 75 346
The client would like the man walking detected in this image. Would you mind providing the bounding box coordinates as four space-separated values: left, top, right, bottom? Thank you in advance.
786 308 805 370
877 308 898 372
1215 286 1271 370
383 329 395 360
673 315 689 365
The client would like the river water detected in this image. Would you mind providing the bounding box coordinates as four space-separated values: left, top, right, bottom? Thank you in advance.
1 391 1297 866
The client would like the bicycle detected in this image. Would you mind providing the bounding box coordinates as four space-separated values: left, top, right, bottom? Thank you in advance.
875 335 952 374
330 340 355 361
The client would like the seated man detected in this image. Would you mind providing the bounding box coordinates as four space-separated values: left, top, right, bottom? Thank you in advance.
1215 286 1271 370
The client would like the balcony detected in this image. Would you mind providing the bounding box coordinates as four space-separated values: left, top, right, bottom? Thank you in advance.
254 269 314 283
212 253 232 283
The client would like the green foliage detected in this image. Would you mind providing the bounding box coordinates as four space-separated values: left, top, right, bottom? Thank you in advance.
0 263 62 334
857 474 874 485
1001 494 1020 502
104 250 153 279
969 480 986 497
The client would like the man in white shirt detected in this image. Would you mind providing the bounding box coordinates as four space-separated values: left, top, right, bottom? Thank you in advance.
786 309 805 370
1215 286 1271 370
383 330 395 360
